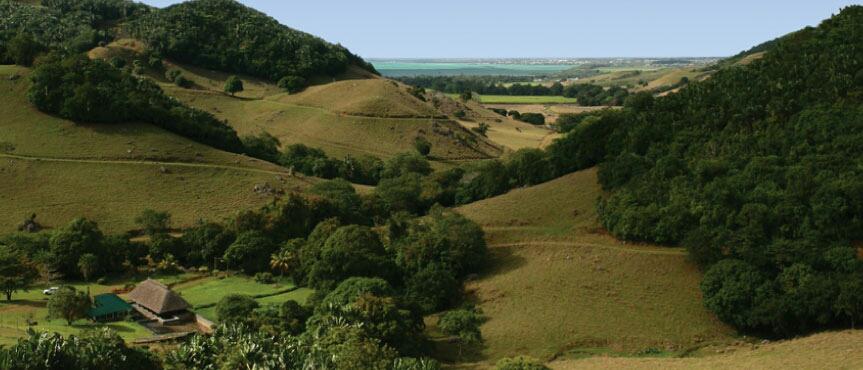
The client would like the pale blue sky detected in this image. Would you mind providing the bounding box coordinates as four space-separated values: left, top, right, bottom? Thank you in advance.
139 0 859 58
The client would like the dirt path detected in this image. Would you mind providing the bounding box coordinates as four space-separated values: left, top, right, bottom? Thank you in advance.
489 241 688 256
0 152 309 180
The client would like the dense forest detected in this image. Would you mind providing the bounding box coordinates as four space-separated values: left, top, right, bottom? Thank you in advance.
127 0 377 87
399 75 629 106
546 6 863 335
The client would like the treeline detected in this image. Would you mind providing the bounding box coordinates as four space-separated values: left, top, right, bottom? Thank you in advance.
399 75 629 106
537 7 863 336
127 0 377 91
28 54 245 153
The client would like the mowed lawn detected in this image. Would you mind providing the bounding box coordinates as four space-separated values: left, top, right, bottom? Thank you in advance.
172 276 313 322
455 168 734 363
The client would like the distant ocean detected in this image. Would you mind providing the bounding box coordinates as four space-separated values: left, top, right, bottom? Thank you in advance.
370 60 575 77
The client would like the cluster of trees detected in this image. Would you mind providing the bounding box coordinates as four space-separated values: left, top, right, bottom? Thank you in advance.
0 329 161 370
398 75 630 106
0 1 122 66
543 7 863 335
28 54 245 153
127 0 377 90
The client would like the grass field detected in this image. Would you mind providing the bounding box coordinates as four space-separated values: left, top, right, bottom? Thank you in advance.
446 94 580 104
172 275 313 322
454 168 734 364
0 65 315 233
550 330 863 369
161 68 502 162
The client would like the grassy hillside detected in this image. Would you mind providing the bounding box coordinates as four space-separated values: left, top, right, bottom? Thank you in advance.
550 330 863 369
0 65 311 233
454 168 733 363
160 66 503 161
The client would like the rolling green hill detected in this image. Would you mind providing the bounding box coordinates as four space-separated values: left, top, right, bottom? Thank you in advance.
0 65 312 233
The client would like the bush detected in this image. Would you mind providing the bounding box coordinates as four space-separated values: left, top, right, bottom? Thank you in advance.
165 69 182 82
414 137 432 157
253 272 275 284
174 75 193 88
496 356 549 370
215 294 259 323
277 75 308 93
518 113 545 125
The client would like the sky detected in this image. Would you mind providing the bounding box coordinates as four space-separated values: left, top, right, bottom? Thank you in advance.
139 0 859 59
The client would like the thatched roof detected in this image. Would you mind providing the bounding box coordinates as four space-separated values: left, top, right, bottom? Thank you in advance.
128 279 189 314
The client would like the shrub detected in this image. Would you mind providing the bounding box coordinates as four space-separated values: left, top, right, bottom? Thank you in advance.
254 272 275 284
277 75 308 93
165 69 182 82
174 75 192 88
496 356 549 370
518 113 545 125
414 137 432 157
215 294 259 323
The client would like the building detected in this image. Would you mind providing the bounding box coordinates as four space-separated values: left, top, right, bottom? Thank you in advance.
127 279 192 325
88 293 133 322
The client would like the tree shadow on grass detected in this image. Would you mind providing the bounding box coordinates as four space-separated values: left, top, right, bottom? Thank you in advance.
0 300 46 309
477 245 528 280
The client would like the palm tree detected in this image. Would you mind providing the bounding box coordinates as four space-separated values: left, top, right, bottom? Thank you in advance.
269 249 296 277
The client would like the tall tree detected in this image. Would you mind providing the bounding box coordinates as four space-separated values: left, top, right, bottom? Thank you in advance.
47 287 91 325
77 253 99 282
0 246 38 301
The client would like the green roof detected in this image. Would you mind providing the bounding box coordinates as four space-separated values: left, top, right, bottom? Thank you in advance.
88 293 132 319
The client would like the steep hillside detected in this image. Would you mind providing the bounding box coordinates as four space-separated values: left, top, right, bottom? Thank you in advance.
553 6 863 336
453 168 733 363
0 65 311 232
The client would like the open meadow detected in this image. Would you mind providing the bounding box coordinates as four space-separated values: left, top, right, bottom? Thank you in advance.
454 168 734 363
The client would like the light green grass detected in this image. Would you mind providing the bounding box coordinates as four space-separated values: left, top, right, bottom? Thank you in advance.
173 275 313 322
0 281 156 346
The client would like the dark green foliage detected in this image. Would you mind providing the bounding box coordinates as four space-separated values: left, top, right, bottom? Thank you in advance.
129 0 374 82
490 107 508 116
375 174 424 215
309 179 364 224
135 209 171 236
438 308 483 356
456 160 510 204
49 218 104 279
408 86 426 101
404 264 460 314
453 109 466 119
563 84 629 106
241 131 281 163
223 231 278 273
414 136 432 157
306 225 394 289
47 287 91 325
28 55 244 153
277 75 308 93
552 7 863 335
398 76 626 106
164 69 181 82
382 153 433 179
517 112 545 125
506 149 553 187
279 144 383 185
215 294 259 323
5 33 44 66
393 208 487 278
0 245 38 301
318 277 395 310
623 91 654 112
181 221 235 268
173 74 192 88
223 75 243 96
0 329 161 370
459 91 472 101
472 122 490 136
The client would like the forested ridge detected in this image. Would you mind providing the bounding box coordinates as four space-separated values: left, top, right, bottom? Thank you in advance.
550 6 863 335
128 0 377 85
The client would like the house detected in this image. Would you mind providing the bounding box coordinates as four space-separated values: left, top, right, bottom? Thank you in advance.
88 293 133 322
127 279 192 325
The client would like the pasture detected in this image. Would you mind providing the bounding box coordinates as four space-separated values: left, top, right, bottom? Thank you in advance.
447 94 580 104
0 65 311 233
172 275 313 322
455 168 734 363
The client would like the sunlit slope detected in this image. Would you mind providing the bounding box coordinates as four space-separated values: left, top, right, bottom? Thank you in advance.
455 168 733 362
161 69 503 161
550 330 863 370
0 65 309 232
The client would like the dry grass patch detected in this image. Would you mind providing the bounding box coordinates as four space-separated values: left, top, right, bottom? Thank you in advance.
455 169 734 363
